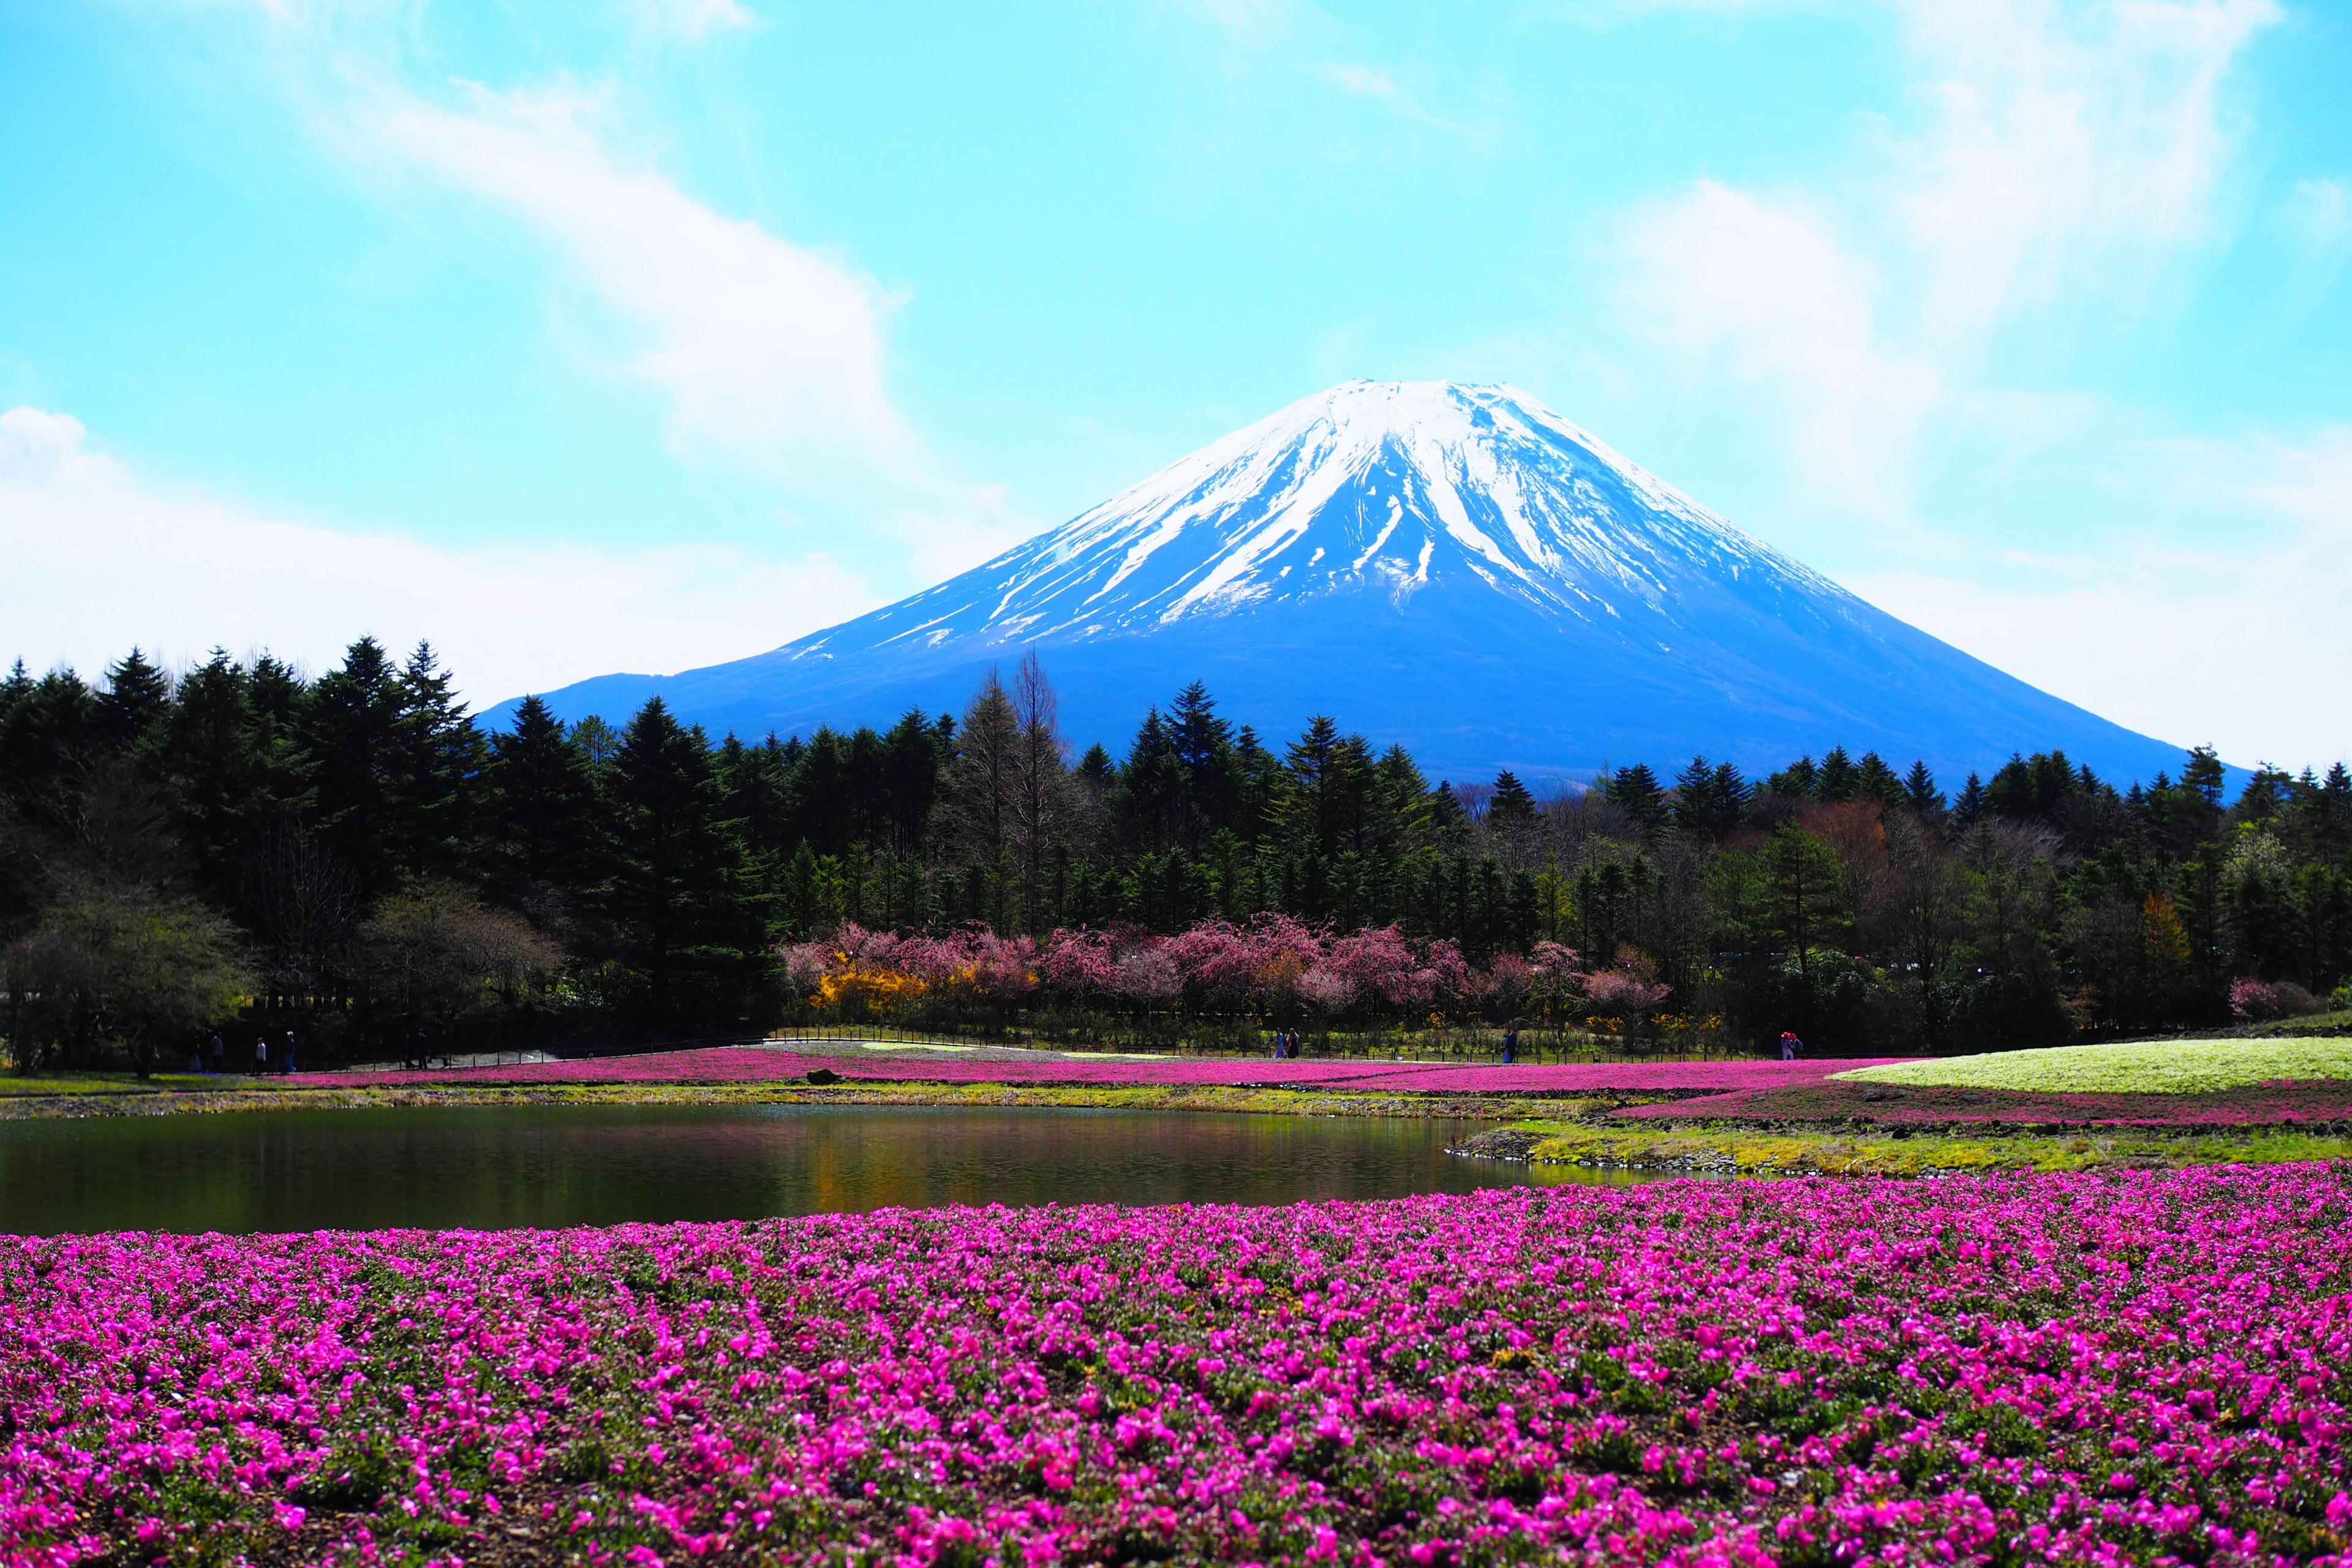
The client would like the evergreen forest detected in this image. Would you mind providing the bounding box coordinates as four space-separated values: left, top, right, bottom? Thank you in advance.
3 638 2347 1069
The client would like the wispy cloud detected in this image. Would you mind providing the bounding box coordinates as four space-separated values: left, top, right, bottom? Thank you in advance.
1845 426 2352 769
2283 175 2352 273
619 0 754 42
1616 0 2277 523
358 78 910 488
1620 180 1937 519
0 405 873 703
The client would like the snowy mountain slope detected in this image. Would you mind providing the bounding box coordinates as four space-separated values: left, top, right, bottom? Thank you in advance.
508 381 2193 786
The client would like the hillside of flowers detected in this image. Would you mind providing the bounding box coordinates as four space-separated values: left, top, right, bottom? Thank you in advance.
777 915 1691 1052
5 1167 2349 1566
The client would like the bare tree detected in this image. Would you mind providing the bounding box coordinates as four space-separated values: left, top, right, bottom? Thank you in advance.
1008 650 1079 911
356 880 562 1063
2 887 251 1077
241 829 361 1007
937 666 1019 867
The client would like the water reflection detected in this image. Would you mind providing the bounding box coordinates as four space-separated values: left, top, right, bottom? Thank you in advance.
0 1106 1678 1237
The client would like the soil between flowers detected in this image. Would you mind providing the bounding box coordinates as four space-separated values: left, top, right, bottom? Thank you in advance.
2 1169 2346 1567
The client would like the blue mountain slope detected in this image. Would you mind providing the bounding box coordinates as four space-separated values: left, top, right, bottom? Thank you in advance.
506 381 2195 787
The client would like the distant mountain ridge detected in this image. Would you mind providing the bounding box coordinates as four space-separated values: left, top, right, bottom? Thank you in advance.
509 380 2192 787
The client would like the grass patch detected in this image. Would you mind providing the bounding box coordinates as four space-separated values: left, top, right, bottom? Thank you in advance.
0 1077 1629 1123
1837 1035 2352 1095
1480 1117 2352 1176
0 1071 222 1097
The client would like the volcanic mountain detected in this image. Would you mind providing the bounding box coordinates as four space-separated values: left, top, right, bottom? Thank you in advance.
516 380 2188 786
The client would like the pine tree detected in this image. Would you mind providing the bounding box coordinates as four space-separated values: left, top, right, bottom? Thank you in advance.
880 710 946 857
1605 763 1666 838
1768 755 1819 800
95 648 172 753
1109 709 1184 853
392 641 481 882
1425 780 1468 839
164 651 309 910
1169 681 1240 844
1817 747 1858 803
1669 756 1747 840
481 695 603 905
1488 769 1539 829
300 637 406 903
1368 744 1433 853
603 698 764 1019
1954 772 1986 826
1902 760 1943 815
1855 751 1905 809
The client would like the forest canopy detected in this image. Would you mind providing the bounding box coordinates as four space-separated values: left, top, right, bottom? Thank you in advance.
2 639 2345 1068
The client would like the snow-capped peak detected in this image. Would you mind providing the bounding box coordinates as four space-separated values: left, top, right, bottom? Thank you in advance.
841 380 1831 656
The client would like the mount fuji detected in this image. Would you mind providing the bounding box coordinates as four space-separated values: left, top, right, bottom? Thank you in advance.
514 380 2190 786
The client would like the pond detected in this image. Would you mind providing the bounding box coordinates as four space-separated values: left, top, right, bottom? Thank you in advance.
0 1105 1676 1236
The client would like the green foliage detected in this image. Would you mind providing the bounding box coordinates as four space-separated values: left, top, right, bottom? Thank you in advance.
4 636 2350 1063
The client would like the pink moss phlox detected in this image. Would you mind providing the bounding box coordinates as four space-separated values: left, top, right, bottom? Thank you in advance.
2 1167 2346 1564
282 1050 1901 1095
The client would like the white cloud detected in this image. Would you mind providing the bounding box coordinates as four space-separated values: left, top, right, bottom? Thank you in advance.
1620 180 1938 518
1845 429 2352 771
0 405 874 705
1890 0 2278 341
1618 0 2277 519
354 80 911 489
621 0 753 42
1601 0 2350 763
2283 175 2352 267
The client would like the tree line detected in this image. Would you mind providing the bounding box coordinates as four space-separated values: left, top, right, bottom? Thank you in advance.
2 637 2346 1068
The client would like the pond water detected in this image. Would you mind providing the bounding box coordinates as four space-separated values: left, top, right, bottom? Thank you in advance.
0 1106 1675 1236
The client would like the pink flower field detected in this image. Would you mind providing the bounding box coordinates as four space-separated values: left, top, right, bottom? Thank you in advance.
287 1047 1898 1097
4 1168 2348 1566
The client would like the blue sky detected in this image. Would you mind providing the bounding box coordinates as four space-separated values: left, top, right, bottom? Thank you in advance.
2 0 2347 767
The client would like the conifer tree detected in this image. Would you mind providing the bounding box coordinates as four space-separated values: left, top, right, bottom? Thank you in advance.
481 695 601 905
1855 751 1905 808
1902 760 1943 815
164 651 307 908
1109 709 1184 852
392 641 481 882
1605 763 1666 837
1487 769 1539 829
881 710 948 858
1954 772 1986 826
603 698 764 1019
1817 746 1858 802
1169 681 1240 845
95 648 172 753
301 638 406 903
1768 755 1819 799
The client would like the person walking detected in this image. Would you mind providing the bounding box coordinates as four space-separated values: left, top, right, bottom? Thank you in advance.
188 1040 205 1074
1778 1030 1804 1062
282 1030 297 1074
1501 1023 1519 1066
252 1035 268 1077
208 1033 225 1075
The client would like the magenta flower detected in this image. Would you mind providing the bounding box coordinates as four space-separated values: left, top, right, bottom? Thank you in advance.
1 1166 2345 1564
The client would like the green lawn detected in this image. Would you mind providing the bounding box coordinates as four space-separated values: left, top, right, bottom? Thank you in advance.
1486 1118 2352 1176
1837 1036 2352 1095
0 1071 228 1097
